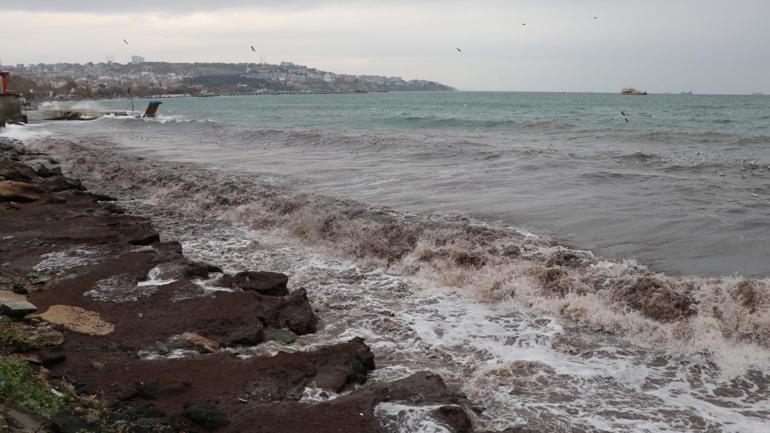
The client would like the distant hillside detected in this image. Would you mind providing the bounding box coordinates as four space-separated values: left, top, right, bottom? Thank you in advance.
4 61 453 99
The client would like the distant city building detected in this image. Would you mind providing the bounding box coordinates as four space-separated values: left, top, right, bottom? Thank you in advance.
131 56 145 64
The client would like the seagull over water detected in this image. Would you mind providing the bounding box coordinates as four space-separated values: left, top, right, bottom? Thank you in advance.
251 45 256 52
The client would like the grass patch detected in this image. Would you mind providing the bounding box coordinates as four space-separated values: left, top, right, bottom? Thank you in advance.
0 323 31 355
265 328 298 344
0 358 65 417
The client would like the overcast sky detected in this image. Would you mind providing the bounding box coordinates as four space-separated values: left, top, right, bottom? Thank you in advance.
2 0 769 93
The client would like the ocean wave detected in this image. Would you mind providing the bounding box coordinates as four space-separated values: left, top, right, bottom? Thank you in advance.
25 135 770 373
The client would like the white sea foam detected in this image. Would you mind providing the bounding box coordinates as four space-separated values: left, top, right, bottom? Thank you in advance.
374 403 454 433
33 247 102 274
0 123 50 141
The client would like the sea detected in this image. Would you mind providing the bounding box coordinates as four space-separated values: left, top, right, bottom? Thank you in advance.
5 91 770 432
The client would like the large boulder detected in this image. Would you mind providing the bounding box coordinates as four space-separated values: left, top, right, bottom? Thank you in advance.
0 159 37 181
183 403 230 431
216 271 289 296
0 290 37 317
0 180 44 202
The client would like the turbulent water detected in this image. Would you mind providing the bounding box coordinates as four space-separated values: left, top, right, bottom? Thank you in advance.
6 91 770 432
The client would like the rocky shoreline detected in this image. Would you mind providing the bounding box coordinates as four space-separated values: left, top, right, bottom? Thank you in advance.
0 137 503 433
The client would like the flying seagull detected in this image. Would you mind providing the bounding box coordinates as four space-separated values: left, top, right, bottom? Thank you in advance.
621 111 630 123
251 46 256 52
123 39 128 45
522 23 527 26
456 47 462 53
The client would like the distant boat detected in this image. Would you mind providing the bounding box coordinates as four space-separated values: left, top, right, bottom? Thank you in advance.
621 88 647 96
751 92 764 96
680 91 693 95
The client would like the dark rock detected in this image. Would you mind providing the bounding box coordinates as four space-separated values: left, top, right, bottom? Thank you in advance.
128 229 161 246
206 323 265 347
183 261 223 279
0 299 37 317
0 180 45 202
258 288 318 335
216 271 289 296
36 165 62 178
105 203 126 214
432 405 473 433
183 403 230 431
45 176 86 192
38 349 66 367
124 418 176 433
0 159 36 181
92 193 117 202
134 380 192 400
51 416 98 433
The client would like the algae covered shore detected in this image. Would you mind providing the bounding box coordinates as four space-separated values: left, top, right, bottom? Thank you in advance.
0 136 484 433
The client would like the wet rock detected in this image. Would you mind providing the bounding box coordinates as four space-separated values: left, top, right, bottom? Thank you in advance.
0 180 45 202
206 324 265 347
128 227 161 246
44 175 86 192
35 164 62 178
432 405 473 433
313 337 375 390
0 159 37 181
176 332 220 353
257 288 318 335
134 380 192 401
39 305 115 336
92 193 117 202
480 427 541 433
104 203 126 214
36 348 66 367
216 271 289 296
6 406 45 432
265 327 298 344
183 403 230 431
51 415 98 433
183 261 223 279
0 291 37 317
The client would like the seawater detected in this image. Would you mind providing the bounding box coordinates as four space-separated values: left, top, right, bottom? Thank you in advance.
37 91 770 277
7 91 770 432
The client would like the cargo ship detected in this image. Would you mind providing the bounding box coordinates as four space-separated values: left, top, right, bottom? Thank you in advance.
621 88 647 96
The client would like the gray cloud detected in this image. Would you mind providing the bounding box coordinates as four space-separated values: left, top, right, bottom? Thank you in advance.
3 0 369 13
3 0 770 93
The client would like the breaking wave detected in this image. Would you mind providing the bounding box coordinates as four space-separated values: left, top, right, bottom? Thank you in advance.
25 136 770 372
